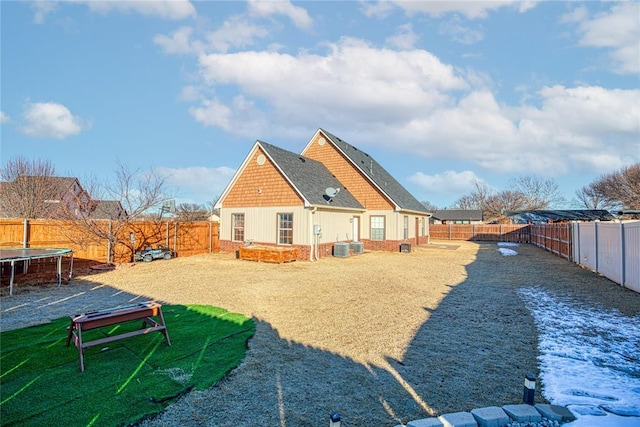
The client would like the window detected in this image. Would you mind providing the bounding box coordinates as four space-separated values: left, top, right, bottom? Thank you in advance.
403 216 409 239
371 216 385 241
278 213 293 244
232 214 244 242
421 218 426 236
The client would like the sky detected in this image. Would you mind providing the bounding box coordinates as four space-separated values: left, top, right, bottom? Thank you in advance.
1 1 639 209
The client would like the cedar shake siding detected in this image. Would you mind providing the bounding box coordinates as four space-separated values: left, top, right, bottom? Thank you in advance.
303 133 394 211
221 147 304 208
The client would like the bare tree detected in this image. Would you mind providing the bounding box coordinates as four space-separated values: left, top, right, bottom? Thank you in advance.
0 157 58 218
420 200 439 212
452 180 491 210
68 161 175 263
452 176 565 222
509 176 565 209
174 203 209 221
573 184 617 210
590 163 640 210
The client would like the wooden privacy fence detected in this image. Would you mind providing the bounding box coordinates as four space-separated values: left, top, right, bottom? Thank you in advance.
530 224 572 260
0 219 220 264
430 222 639 293
429 224 530 242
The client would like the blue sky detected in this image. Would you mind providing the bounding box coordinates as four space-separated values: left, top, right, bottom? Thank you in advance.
1 1 639 209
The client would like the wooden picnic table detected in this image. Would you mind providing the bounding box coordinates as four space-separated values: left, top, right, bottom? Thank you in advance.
66 301 171 372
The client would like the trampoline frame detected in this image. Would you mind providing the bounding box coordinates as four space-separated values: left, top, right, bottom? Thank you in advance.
0 248 74 296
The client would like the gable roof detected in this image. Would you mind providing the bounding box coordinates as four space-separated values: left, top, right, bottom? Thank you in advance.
506 209 615 224
259 141 364 209
432 209 483 221
89 200 126 219
315 129 429 215
215 141 364 211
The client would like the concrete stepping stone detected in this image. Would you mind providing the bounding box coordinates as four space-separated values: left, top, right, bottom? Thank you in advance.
534 403 577 422
502 404 542 423
438 411 478 427
406 418 444 427
471 406 511 427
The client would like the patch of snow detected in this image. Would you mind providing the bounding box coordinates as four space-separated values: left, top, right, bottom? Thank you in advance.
518 287 640 427
498 248 518 256
498 242 520 247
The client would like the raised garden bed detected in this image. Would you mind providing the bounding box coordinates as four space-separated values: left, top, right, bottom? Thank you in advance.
238 246 298 263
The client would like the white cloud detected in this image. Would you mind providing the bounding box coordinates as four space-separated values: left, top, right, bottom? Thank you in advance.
386 23 418 50
181 38 637 180
248 0 313 30
188 98 233 129
30 0 196 24
156 166 235 203
438 17 484 45
154 18 269 55
19 102 90 139
31 0 57 24
380 0 536 19
360 0 396 19
154 26 202 55
179 85 201 102
0 111 10 124
80 0 196 20
573 2 640 74
408 170 483 194
196 37 467 130
205 16 269 53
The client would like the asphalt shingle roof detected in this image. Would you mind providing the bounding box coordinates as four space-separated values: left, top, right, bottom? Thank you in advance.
258 141 364 210
506 209 615 223
432 209 483 221
319 129 429 214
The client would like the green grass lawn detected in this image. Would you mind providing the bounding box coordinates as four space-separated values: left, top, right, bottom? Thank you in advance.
1 304 255 426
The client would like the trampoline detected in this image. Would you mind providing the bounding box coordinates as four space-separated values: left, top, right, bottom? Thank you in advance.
0 248 73 296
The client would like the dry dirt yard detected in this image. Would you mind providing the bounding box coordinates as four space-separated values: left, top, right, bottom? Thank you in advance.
2 241 638 426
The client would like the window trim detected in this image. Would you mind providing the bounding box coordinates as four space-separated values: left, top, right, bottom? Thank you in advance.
232 213 245 242
370 215 385 241
277 212 293 245
403 215 409 239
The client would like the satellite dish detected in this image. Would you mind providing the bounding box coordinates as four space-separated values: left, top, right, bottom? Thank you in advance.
325 187 339 198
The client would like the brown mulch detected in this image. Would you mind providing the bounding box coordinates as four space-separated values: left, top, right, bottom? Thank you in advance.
1 241 638 426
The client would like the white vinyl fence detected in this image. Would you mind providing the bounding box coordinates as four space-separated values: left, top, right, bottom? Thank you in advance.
572 221 640 293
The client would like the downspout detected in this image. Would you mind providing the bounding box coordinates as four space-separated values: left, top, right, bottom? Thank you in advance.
310 207 317 261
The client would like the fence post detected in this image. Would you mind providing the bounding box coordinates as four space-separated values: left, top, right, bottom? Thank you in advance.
173 222 178 255
23 218 28 248
107 221 112 264
594 221 599 274
621 222 626 288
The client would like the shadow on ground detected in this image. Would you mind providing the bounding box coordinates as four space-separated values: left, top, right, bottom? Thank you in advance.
4 243 637 427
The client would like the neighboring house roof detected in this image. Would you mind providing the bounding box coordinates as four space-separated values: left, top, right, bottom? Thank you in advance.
89 200 126 220
506 209 615 224
431 209 483 222
0 176 88 218
317 129 429 215
258 141 364 210
45 177 82 199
